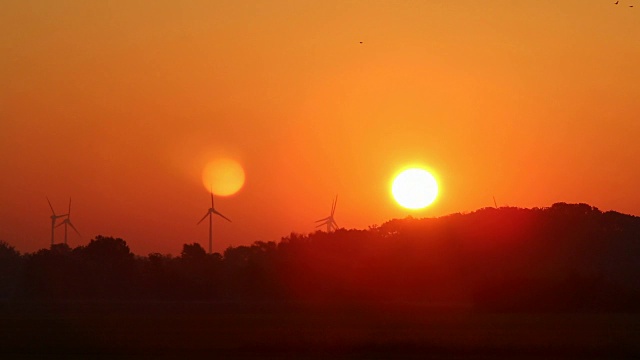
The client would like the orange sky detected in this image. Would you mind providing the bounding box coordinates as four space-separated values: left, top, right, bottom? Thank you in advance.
1 0 639 255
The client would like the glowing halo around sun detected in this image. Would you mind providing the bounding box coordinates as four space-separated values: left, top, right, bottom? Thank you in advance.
391 168 439 209
202 158 245 196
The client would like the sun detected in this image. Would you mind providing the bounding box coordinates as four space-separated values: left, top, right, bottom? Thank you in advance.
392 168 439 209
202 158 245 196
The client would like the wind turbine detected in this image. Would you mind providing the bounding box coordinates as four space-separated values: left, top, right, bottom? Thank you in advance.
56 198 81 245
197 191 231 254
315 195 339 232
47 197 68 247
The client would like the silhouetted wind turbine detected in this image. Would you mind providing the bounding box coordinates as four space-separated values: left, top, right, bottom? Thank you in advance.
197 191 231 254
47 197 68 248
315 195 339 232
56 198 81 245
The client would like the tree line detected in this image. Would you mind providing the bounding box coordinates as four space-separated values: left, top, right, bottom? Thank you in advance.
1 202 639 311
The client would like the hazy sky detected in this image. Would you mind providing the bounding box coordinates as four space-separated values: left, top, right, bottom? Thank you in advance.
1 0 639 255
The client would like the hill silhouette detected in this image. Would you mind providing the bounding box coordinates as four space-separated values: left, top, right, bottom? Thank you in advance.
2 203 640 358
1 202 639 311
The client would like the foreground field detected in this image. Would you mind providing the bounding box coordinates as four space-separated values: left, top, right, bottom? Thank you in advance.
1 301 639 359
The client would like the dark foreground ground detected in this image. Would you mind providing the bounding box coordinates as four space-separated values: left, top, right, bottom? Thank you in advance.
1 301 639 359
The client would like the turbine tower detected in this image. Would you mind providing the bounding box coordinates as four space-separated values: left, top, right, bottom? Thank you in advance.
56 198 81 245
315 195 339 232
47 197 68 247
197 191 231 254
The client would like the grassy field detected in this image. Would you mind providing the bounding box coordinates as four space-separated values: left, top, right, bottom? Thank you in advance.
1 301 639 358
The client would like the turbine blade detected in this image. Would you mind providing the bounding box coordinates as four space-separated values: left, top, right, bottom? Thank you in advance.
197 212 209 225
47 197 55 215
315 222 327 228
331 195 338 216
68 198 72 215
213 210 231 222
210 192 214 208
55 221 66 228
68 222 81 236
332 219 339 229
315 217 330 222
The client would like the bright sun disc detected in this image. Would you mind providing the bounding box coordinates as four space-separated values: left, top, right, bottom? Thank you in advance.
392 168 438 209
202 158 245 196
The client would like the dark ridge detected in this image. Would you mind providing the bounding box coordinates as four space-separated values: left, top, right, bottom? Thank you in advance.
2 203 640 357
0 203 639 311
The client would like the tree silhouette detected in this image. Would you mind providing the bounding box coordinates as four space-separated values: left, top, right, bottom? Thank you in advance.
74 236 135 298
181 242 207 260
3 203 640 310
0 240 21 298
